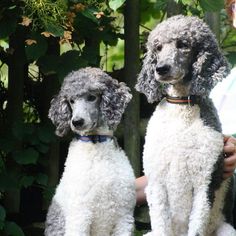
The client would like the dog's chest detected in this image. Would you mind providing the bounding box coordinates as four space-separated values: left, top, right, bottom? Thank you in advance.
55 140 135 218
143 101 223 178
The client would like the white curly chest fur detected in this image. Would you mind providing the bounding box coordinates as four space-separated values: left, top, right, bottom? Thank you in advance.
143 100 234 236
54 139 135 236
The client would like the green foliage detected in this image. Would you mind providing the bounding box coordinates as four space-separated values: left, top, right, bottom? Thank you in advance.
22 0 68 32
25 33 48 61
109 0 125 11
4 221 25 236
199 0 224 12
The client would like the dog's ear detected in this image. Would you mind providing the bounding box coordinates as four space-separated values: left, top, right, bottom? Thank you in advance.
100 78 132 129
48 94 71 137
190 32 230 96
135 52 165 103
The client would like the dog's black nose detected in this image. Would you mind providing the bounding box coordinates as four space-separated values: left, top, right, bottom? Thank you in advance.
72 118 84 127
156 65 171 75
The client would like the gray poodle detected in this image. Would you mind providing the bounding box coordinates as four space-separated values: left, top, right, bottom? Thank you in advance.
136 15 235 236
45 67 135 236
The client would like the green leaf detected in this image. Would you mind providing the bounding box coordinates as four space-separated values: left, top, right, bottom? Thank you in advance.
35 143 49 154
13 148 39 165
56 50 88 82
199 0 224 11
81 8 98 23
0 205 6 222
109 0 125 11
4 221 25 236
36 173 48 186
43 186 55 201
20 176 35 188
25 33 48 61
181 0 192 5
37 125 55 143
45 24 64 37
226 51 236 66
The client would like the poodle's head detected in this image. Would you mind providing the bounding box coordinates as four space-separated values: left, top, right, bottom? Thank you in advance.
48 67 132 137
136 15 230 103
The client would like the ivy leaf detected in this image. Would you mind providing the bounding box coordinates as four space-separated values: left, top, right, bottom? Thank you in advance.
199 0 224 11
4 221 25 236
35 143 49 154
37 125 56 143
13 148 39 165
20 176 35 188
36 173 48 186
109 0 125 11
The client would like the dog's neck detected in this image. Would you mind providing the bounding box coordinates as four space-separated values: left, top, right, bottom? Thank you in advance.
167 81 191 97
165 82 200 106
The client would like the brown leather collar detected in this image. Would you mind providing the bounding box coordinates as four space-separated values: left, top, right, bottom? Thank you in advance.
166 95 199 106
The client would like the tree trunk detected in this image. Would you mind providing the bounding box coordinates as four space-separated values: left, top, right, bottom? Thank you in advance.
205 12 221 42
124 0 141 177
4 26 27 213
39 38 61 209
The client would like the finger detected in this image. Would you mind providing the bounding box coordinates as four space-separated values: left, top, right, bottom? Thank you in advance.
224 135 230 143
224 145 235 154
224 155 236 165
224 136 236 147
224 165 236 172
223 172 234 180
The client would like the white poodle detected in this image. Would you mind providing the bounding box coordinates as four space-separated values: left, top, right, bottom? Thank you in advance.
136 15 236 236
45 67 135 236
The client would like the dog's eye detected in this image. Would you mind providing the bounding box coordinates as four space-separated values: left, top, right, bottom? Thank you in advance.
69 98 75 104
156 45 162 51
176 40 189 49
87 95 97 102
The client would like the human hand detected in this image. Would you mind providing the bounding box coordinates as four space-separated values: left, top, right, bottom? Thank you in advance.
223 135 236 179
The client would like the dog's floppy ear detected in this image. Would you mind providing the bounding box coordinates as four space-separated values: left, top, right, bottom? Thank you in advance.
135 52 165 103
190 29 230 96
48 94 71 137
100 78 132 129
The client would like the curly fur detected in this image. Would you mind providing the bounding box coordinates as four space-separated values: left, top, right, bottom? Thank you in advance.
46 67 135 236
136 15 235 236
136 15 230 103
49 67 132 136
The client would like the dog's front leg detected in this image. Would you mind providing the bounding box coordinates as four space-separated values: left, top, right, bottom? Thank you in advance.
188 184 211 236
145 178 173 236
64 208 92 236
111 210 134 236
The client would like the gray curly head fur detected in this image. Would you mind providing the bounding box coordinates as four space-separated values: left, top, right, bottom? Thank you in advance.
136 15 230 103
48 67 132 137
